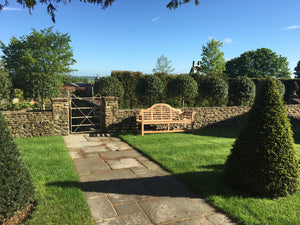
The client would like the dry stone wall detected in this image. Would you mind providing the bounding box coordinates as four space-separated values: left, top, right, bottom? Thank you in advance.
3 111 54 138
107 104 300 133
3 98 70 138
3 95 300 137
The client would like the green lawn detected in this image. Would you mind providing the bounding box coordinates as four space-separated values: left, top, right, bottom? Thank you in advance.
119 125 300 225
16 136 94 225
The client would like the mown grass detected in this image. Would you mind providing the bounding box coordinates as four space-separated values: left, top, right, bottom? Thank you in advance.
16 136 94 225
119 124 300 225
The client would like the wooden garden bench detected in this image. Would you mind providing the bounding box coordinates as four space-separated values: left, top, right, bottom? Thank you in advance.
135 103 195 136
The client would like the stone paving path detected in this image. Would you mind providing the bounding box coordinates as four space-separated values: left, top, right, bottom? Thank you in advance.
63 134 237 225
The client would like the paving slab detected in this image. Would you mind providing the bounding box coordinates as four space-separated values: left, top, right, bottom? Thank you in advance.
166 216 212 225
68 150 83 160
81 146 108 154
139 197 215 224
207 213 237 225
137 172 196 197
96 213 152 225
73 157 109 174
87 196 117 221
114 202 142 216
79 169 136 182
106 142 133 151
85 136 111 142
106 180 153 203
142 160 164 171
106 158 142 170
130 165 150 174
100 150 142 160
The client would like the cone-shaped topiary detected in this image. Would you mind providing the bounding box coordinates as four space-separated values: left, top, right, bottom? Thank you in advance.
0 111 35 221
225 77 299 198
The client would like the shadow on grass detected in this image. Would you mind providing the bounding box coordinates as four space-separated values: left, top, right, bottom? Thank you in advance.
46 168 245 200
193 127 240 139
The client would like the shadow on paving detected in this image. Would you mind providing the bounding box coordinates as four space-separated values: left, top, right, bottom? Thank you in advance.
46 169 246 200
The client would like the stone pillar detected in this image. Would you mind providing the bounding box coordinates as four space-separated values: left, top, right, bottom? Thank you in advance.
100 96 119 133
51 98 70 135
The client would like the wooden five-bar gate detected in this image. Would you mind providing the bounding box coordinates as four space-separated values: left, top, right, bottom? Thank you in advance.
70 97 101 133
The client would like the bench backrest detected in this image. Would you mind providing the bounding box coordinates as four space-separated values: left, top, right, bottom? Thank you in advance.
139 103 184 121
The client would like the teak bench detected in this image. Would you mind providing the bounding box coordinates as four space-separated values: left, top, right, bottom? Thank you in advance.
135 103 195 136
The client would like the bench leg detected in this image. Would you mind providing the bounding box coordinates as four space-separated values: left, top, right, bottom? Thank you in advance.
141 122 144 136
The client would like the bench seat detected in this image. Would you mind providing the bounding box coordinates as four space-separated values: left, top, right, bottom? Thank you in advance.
135 103 195 136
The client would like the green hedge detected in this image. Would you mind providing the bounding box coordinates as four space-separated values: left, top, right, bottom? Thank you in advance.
96 72 300 108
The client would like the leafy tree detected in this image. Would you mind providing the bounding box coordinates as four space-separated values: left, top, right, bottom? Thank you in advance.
294 61 300 78
1 27 76 109
226 48 291 78
200 39 226 75
168 74 198 107
136 75 165 106
94 76 124 98
228 77 256 106
0 60 12 101
153 55 175 74
225 77 299 198
198 76 228 106
0 0 198 22
0 111 35 221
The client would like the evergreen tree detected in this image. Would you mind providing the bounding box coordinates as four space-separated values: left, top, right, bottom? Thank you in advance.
0 111 35 221
225 77 299 198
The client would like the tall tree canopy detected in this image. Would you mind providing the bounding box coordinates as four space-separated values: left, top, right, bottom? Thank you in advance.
1 27 76 107
153 55 175 74
200 38 226 75
294 61 300 78
0 0 199 22
225 48 291 78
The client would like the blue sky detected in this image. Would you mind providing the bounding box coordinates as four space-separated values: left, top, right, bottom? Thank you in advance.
1 0 300 77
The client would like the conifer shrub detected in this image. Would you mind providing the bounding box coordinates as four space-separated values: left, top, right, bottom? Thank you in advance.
136 75 165 107
228 77 256 106
94 76 124 99
225 77 300 198
0 111 35 221
198 76 228 106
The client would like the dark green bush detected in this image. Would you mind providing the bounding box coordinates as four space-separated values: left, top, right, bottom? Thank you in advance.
136 75 164 107
198 76 228 106
167 74 198 107
280 79 300 103
94 76 124 99
0 111 35 220
228 77 256 106
225 77 299 198
0 74 12 100
111 71 142 108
